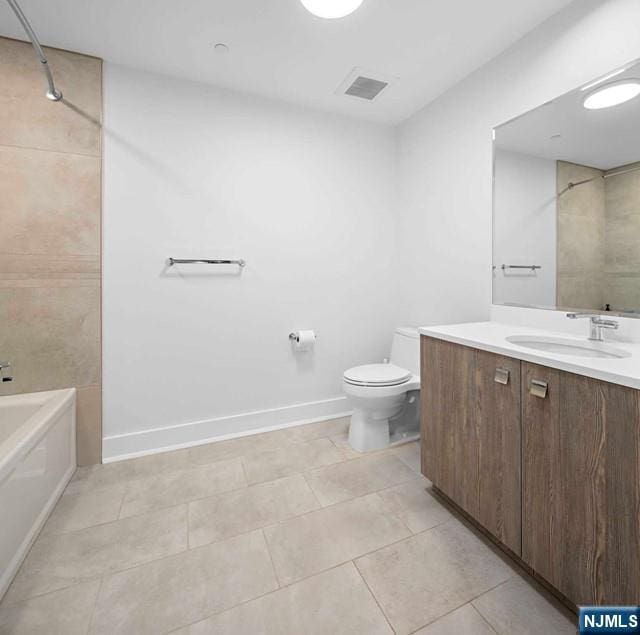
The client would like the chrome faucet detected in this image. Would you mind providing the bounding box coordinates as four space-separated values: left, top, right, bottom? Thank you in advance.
566 313 619 342
0 361 13 383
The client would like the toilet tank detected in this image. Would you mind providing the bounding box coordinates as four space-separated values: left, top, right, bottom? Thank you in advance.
390 327 420 377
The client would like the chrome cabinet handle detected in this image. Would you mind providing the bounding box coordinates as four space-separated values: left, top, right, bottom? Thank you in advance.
494 368 510 385
530 379 548 399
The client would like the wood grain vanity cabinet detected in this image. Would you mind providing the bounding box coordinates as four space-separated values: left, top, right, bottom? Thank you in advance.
521 362 640 605
421 335 640 608
421 337 521 554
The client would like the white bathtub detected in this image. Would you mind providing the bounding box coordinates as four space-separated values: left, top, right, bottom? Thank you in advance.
0 389 76 599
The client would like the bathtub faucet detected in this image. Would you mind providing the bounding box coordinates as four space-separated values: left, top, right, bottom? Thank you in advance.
0 361 13 382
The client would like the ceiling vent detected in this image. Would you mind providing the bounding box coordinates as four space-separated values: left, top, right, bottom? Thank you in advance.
336 67 394 101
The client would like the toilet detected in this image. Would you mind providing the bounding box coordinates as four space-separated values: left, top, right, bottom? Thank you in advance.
343 327 420 452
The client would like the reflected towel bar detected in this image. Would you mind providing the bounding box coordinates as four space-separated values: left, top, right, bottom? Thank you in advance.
501 264 541 271
167 258 246 267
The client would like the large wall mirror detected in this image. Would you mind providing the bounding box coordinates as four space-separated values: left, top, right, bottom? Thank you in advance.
493 59 640 316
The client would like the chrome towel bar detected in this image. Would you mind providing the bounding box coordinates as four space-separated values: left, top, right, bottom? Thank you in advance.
501 264 541 271
167 258 246 267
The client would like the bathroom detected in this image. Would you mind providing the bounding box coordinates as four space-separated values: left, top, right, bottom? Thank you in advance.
0 0 639 632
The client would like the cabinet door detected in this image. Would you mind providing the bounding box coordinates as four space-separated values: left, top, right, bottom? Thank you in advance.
475 350 521 555
421 337 521 555
522 362 640 605
421 336 476 513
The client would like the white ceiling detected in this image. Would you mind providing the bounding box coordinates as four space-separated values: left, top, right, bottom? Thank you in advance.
0 0 573 124
496 60 640 170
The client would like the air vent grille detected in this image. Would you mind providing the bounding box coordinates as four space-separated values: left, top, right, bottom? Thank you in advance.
344 76 389 101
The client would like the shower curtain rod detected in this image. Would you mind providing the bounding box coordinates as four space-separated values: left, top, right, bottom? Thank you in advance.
5 0 62 101
558 163 640 196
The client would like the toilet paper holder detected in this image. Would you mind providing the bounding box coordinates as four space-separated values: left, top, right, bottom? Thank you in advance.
289 332 310 342
289 332 317 343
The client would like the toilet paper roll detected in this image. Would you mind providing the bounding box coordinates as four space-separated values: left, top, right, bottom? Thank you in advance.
293 330 316 352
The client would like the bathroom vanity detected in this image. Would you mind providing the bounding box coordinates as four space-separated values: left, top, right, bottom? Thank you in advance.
419 322 640 609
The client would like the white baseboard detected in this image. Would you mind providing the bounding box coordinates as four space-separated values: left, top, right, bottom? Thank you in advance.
102 396 352 463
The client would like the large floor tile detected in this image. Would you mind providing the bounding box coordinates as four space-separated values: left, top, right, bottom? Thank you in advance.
413 604 497 634
42 483 126 535
263 493 410 585
189 474 320 548
0 580 101 635
68 448 193 493
119 458 246 519
5 505 187 604
305 453 417 506
472 575 577 635
355 519 514 635
328 432 363 458
187 431 285 466
185 563 392 635
376 481 451 533
283 417 350 444
390 441 421 473
89 530 278 635
242 437 346 485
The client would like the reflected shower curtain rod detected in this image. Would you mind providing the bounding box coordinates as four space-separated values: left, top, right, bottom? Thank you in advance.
559 163 640 196
5 0 62 101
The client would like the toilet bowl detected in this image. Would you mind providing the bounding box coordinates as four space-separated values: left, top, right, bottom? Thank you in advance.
343 327 420 452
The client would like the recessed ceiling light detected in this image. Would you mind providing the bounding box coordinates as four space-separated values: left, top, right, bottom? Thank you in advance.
214 43 229 55
583 80 640 109
300 0 364 19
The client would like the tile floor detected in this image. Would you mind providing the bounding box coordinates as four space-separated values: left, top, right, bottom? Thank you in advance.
0 417 578 634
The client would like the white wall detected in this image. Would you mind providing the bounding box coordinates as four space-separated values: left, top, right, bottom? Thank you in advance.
102 64 398 459
493 149 556 307
396 0 640 327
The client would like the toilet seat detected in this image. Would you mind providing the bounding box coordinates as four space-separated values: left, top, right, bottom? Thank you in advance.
343 363 412 387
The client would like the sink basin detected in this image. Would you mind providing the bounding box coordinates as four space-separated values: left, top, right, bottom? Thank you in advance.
506 335 631 359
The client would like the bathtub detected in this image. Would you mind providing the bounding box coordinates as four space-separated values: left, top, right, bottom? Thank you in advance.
0 389 76 599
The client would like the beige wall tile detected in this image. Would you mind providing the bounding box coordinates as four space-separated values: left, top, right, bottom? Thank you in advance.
605 161 640 219
603 273 640 312
76 384 102 466
0 146 100 257
557 161 606 310
1 37 102 464
0 37 101 156
0 285 100 395
556 272 604 311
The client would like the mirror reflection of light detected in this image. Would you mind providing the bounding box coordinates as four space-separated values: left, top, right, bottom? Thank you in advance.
300 0 364 19
583 80 640 110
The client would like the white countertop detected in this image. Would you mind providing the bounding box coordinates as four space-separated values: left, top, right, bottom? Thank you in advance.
419 321 640 390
